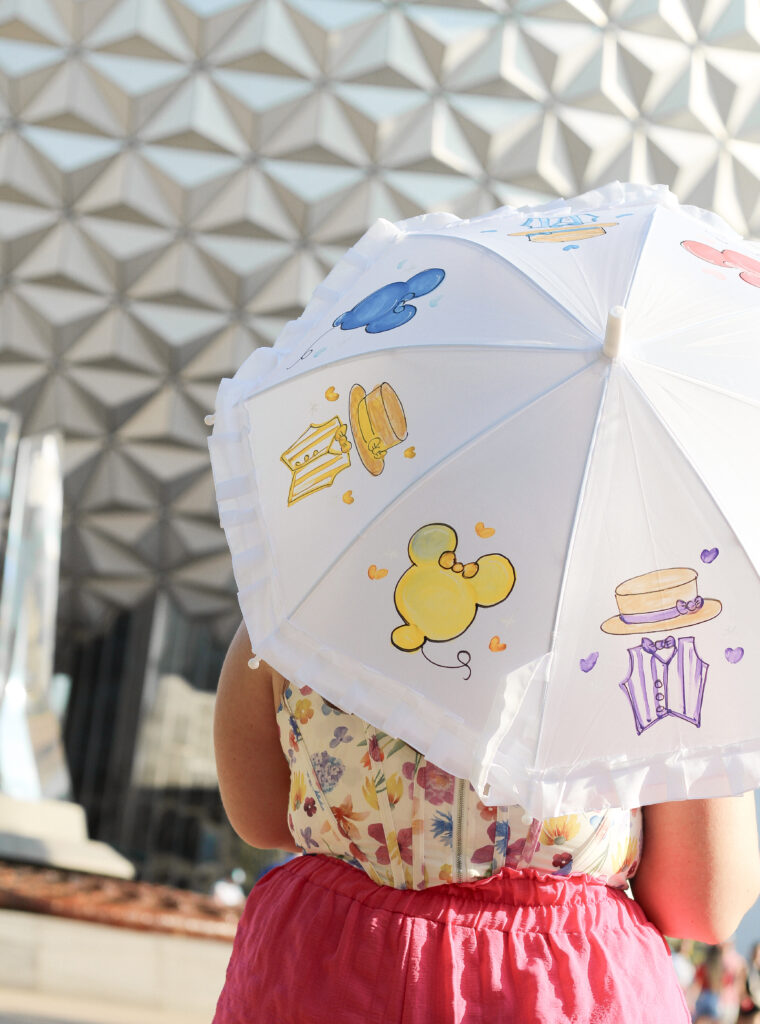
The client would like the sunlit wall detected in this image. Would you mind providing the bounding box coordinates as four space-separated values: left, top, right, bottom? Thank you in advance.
0 0 758 641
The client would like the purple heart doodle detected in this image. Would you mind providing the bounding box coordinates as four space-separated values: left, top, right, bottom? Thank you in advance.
580 652 599 673
725 647 744 664
701 547 719 563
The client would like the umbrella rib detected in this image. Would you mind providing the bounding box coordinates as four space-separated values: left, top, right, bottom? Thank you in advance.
621 204 757 347
625 369 760 592
240 230 605 402
619 206 659 311
251 338 597 400
627 307 760 349
533 361 613 766
283 358 604 623
409 230 600 338
617 366 665 586
628 357 760 413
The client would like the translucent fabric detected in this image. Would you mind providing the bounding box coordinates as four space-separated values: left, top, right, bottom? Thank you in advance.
210 181 760 815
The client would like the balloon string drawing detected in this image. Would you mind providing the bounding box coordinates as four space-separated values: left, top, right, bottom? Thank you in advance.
279 269 444 506
285 324 334 370
421 644 473 681
285 268 445 370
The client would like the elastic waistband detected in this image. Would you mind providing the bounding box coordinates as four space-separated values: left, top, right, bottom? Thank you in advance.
257 854 645 935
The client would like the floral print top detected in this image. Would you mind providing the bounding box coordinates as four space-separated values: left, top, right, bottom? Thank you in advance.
276 681 642 891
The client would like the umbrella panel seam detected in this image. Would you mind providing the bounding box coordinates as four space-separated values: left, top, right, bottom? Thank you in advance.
531 362 613 770
624 367 760 595
619 205 660 315
626 356 760 413
407 228 604 340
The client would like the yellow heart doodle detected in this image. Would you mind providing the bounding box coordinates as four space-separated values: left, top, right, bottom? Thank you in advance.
475 521 495 538
368 564 388 580
342 490 354 504
404 446 416 458
489 636 506 652
325 386 339 401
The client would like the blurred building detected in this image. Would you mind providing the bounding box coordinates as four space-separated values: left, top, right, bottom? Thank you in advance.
0 0 759 888
60 594 280 889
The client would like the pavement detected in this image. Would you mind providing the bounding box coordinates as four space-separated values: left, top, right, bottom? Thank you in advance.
0 908 230 1024
0 988 211 1024
0 859 237 1024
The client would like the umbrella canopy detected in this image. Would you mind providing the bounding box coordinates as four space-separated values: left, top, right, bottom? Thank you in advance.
209 181 760 817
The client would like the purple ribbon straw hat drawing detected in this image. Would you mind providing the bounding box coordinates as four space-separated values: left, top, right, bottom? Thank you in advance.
600 567 721 635
600 568 722 734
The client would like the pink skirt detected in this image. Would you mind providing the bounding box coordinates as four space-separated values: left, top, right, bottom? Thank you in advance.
213 854 689 1024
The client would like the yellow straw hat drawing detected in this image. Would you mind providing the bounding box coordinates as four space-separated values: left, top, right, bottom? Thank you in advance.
349 382 407 476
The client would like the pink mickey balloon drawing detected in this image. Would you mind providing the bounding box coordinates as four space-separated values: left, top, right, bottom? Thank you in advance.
725 647 744 664
682 241 760 288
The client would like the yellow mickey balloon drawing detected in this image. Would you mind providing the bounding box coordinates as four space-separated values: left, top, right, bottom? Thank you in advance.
391 523 515 652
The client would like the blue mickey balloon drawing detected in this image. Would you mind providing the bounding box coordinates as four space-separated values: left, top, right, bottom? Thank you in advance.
333 268 445 334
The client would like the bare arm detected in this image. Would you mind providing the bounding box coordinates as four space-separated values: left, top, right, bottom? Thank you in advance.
213 621 299 852
631 793 760 942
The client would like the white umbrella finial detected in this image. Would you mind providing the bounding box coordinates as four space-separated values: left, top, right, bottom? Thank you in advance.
603 305 626 359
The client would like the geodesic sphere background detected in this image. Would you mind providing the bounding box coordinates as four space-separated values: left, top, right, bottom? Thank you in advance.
0 0 759 642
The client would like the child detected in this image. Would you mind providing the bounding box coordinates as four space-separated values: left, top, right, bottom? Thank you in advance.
212 624 760 1023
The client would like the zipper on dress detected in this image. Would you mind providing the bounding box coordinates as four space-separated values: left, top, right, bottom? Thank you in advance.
454 777 467 882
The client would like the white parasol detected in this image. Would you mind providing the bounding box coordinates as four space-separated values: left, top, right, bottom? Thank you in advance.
209 181 760 817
